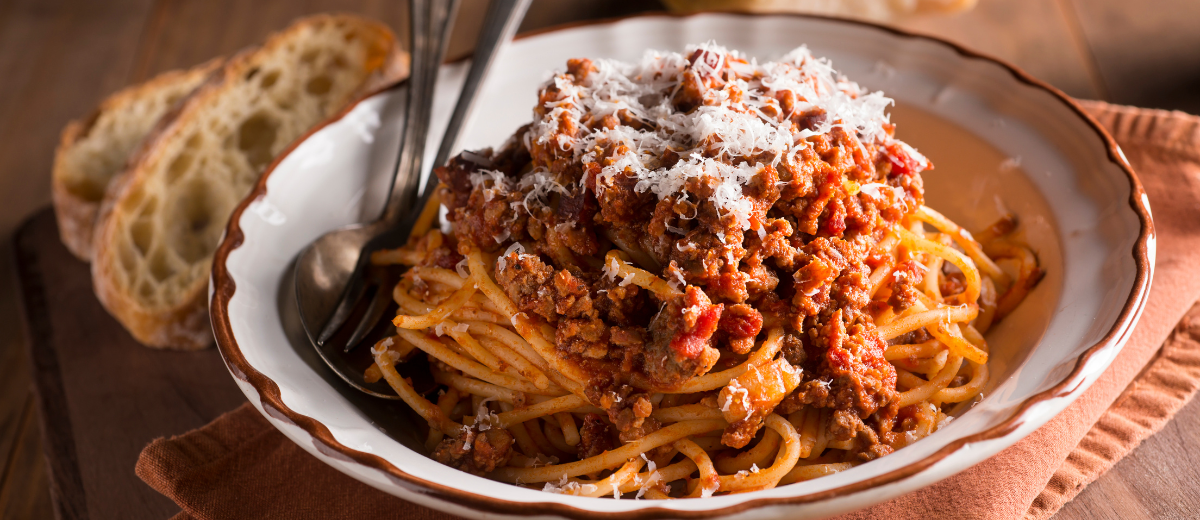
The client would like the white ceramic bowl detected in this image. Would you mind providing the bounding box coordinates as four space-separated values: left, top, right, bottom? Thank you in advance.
211 13 1153 519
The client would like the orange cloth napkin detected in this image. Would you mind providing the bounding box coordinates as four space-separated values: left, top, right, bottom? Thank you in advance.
136 101 1200 520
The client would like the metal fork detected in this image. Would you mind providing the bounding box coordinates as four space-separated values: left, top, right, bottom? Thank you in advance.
293 0 531 398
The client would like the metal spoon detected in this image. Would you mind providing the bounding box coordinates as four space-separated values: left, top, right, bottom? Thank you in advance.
293 0 530 398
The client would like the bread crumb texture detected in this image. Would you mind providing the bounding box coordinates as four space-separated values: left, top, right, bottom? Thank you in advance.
94 15 401 348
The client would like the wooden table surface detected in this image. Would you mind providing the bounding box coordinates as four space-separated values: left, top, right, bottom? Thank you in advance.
3 1 1199 518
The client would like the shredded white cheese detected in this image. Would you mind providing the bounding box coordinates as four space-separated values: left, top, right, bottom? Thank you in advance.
668 269 687 292
527 42 902 235
541 475 599 495
473 398 500 431
517 168 570 211
603 255 621 281
635 470 660 500
468 169 508 202
722 379 752 414
496 242 529 272
619 272 636 287
857 182 896 200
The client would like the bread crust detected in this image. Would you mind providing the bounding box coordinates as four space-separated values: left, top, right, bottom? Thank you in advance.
51 61 221 261
90 14 408 349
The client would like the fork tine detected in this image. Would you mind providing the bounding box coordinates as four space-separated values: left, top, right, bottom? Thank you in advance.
317 276 366 346
344 282 392 353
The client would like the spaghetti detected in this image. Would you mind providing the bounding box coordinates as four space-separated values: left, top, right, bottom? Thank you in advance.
364 43 1042 498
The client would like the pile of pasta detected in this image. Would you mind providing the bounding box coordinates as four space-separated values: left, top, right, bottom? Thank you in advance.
361 193 1042 499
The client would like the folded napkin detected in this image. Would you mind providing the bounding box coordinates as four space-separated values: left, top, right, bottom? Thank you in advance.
136 101 1200 520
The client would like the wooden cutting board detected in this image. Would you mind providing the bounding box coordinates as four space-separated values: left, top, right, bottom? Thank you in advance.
13 208 247 519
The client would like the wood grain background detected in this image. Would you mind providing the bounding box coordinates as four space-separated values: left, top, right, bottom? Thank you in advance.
2 0 1199 518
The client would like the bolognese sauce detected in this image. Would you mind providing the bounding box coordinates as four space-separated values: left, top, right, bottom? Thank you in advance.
367 43 1042 497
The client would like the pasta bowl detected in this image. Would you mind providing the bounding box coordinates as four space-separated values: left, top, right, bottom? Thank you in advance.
211 12 1153 519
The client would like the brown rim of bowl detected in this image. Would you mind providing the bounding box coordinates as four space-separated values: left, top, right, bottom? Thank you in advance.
211 10 1155 519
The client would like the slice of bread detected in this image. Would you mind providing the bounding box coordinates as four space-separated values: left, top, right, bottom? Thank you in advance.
52 60 221 260
91 14 408 349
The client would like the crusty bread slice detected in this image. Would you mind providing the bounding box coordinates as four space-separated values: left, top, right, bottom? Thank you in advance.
52 60 221 260
91 14 408 349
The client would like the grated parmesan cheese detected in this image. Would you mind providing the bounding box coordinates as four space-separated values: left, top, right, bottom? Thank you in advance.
468 169 508 202
619 272 636 287
668 269 686 292
603 255 621 281
722 380 751 414
857 182 896 200
473 397 500 431
541 475 599 495
635 470 660 500
528 42 902 236
496 242 528 272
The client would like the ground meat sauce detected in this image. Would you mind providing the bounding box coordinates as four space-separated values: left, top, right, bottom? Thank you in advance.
433 427 515 476
433 44 933 460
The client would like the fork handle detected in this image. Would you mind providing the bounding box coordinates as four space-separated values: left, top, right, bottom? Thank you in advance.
387 0 531 232
383 0 460 224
